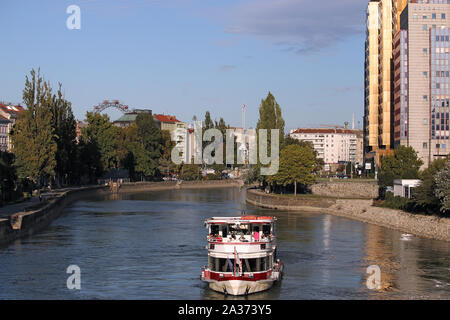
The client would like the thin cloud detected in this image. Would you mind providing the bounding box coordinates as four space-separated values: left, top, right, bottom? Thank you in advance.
219 65 237 72
223 0 366 55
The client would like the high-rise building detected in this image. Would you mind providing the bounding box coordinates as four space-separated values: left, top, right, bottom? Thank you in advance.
364 0 409 168
393 0 450 167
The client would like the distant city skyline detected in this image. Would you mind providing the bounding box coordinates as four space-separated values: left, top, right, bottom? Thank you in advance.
0 0 366 132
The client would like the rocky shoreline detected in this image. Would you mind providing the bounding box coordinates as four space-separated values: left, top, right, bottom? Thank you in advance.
246 188 450 242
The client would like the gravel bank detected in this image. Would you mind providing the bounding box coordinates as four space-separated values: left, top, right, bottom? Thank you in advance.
246 189 450 242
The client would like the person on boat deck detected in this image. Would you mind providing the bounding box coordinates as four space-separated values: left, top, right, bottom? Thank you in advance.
253 226 260 241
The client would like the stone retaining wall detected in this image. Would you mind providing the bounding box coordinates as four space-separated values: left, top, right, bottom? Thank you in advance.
311 181 378 199
246 188 336 212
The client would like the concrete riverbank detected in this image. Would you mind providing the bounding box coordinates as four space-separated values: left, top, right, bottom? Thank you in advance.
246 188 450 242
0 180 243 246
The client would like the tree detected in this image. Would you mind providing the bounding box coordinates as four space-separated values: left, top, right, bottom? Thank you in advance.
282 135 323 172
203 111 214 131
257 92 285 149
132 113 162 178
434 162 450 214
49 84 77 185
256 92 285 182
82 112 118 173
11 69 57 186
180 163 201 181
0 151 18 203
378 146 423 189
413 158 448 214
267 144 316 195
158 130 176 176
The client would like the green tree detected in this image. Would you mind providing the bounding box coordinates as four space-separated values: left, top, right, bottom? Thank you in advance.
49 84 77 185
203 111 214 131
11 69 57 185
257 92 285 149
378 146 423 189
267 144 316 195
0 151 18 203
180 163 201 181
282 135 323 172
158 130 176 176
434 162 450 214
256 92 285 182
132 113 162 178
82 112 118 173
413 158 448 214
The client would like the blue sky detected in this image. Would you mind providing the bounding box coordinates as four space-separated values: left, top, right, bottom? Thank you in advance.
0 0 367 132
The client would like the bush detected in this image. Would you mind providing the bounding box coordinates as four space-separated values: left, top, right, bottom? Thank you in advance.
382 192 415 211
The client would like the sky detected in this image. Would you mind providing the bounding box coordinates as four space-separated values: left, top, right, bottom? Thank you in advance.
0 0 367 133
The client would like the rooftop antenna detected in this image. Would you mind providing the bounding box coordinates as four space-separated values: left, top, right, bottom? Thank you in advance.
242 104 246 130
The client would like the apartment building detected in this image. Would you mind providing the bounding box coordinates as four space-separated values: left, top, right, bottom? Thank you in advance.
289 128 362 165
393 0 450 166
0 104 25 151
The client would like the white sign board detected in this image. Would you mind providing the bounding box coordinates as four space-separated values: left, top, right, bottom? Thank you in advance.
365 163 372 170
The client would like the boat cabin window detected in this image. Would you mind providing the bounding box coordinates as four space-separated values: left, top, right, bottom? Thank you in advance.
262 224 271 236
221 225 227 237
210 225 219 236
208 256 272 273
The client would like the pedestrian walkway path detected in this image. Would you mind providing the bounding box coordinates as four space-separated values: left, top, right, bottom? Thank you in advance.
0 188 78 219
0 197 40 219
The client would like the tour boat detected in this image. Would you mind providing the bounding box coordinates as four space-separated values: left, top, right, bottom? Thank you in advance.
201 216 283 296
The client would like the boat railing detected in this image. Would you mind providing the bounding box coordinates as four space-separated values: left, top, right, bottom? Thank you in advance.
207 234 274 244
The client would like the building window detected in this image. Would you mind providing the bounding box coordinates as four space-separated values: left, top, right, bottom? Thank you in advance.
432 13 436 19
423 71 428 77
424 118 428 125
443 144 447 149
424 95 428 101
423 142 428 149
423 15 427 19
423 48 428 54
423 24 428 31
442 13 446 19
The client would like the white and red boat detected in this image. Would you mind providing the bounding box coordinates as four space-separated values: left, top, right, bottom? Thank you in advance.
201 215 284 296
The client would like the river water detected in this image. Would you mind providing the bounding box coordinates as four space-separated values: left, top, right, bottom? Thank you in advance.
1 187 450 299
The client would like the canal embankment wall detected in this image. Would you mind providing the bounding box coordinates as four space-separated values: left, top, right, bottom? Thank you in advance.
246 188 450 242
0 180 243 246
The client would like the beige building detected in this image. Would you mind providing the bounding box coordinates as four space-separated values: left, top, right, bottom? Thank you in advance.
290 128 362 165
364 0 409 167
394 1 450 167
0 104 25 151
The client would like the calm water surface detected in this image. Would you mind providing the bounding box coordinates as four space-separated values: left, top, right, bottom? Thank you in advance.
1 187 450 299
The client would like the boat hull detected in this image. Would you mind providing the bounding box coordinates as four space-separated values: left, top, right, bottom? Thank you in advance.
209 279 274 296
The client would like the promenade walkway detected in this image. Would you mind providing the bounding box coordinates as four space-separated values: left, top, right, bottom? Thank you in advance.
0 188 83 219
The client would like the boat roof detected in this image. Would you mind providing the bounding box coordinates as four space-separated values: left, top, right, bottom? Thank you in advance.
205 216 275 224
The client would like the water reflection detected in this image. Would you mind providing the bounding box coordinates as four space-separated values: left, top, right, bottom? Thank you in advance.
0 187 449 299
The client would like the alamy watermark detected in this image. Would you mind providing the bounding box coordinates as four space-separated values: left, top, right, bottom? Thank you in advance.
66 5 81 30
66 265 81 290
170 121 280 175
366 265 381 290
